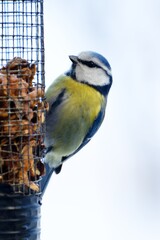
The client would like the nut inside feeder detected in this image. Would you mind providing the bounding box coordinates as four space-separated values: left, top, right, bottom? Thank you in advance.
0 57 46 193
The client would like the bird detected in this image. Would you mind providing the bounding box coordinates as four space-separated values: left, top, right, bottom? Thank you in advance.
44 51 112 174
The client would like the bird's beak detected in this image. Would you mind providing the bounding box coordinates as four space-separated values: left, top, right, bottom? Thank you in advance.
69 55 78 64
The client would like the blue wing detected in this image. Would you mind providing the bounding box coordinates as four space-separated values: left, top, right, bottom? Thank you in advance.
62 106 105 162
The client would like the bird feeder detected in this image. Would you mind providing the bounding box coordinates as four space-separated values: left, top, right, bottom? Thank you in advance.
0 0 46 239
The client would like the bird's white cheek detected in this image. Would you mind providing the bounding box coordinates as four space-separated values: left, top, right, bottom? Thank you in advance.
94 69 110 86
75 65 87 82
76 65 110 86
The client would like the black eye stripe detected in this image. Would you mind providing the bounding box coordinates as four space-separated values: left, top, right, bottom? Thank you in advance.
77 58 112 78
78 59 101 68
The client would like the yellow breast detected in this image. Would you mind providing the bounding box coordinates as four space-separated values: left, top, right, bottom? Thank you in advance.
45 75 106 155
65 76 105 119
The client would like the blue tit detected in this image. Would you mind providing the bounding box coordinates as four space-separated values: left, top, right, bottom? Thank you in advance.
44 51 112 174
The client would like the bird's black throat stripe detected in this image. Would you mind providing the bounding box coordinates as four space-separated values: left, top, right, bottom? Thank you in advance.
81 80 112 97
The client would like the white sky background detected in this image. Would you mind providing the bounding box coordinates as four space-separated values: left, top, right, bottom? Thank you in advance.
42 1 160 239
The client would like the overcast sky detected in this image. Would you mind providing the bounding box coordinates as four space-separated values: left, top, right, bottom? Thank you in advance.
42 1 160 239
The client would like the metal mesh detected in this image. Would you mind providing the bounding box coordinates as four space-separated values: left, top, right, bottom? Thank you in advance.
0 0 45 195
0 0 45 80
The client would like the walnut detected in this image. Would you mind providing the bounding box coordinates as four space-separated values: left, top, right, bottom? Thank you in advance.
0 58 47 192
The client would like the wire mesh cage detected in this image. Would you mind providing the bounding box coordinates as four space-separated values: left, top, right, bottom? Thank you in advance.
0 0 45 195
0 0 45 238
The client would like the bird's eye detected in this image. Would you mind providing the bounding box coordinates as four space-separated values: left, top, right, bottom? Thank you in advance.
78 59 99 68
86 61 97 68
87 61 97 68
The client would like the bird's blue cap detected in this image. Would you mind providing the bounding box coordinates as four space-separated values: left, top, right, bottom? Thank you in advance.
89 51 111 70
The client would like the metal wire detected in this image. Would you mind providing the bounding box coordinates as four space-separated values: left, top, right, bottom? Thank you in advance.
0 0 45 83
0 0 45 195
